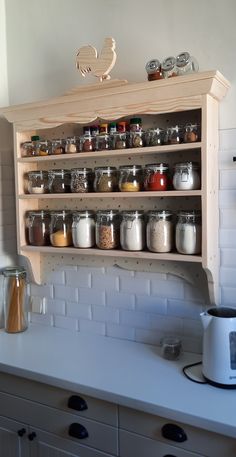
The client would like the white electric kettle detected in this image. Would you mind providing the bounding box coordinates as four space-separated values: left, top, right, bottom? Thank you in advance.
200 307 236 388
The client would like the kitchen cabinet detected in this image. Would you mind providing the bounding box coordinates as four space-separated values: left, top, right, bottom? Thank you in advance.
0 415 29 457
1 71 230 303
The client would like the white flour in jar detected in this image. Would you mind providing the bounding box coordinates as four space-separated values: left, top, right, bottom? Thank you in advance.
175 223 201 254
72 217 95 248
147 219 173 252
120 218 145 251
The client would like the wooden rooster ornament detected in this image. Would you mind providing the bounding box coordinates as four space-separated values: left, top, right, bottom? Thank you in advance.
76 37 117 82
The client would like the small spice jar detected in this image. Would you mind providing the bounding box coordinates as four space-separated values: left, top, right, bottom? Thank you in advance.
99 123 108 134
183 123 199 143
127 118 143 148
94 167 118 192
21 141 34 157
144 163 169 191
94 133 110 151
3 266 28 334
72 210 95 248
111 132 127 150
28 210 51 246
145 59 163 81
160 337 182 360
119 165 143 192
27 170 49 194
31 135 40 156
175 210 201 255
161 56 178 78
120 210 145 251
95 210 120 249
65 136 80 154
71 168 93 193
50 210 72 247
146 210 174 253
51 139 65 155
80 133 94 152
38 140 51 156
144 128 164 147
176 52 199 75
173 162 200 190
168 125 182 144
48 169 71 193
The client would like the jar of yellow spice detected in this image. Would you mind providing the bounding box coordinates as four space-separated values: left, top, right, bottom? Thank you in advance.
119 165 143 192
50 210 72 247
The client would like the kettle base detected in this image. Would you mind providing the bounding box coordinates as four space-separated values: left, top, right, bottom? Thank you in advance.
204 375 236 389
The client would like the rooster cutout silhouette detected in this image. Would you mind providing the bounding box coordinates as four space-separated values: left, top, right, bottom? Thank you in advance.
76 37 117 82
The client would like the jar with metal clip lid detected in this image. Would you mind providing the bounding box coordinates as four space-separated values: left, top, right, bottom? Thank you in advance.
95 210 120 249
51 139 65 155
183 123 199 143
27 170 49 194
175 210 201 255
120 210 145 251
145 59 163 81
168 125 182 144
3 266 28 333
146 210 174 252
176 52 199 76
94 167 118 192
28 210 51 246
161 56 178 78
144 163 169 191
71 168 93 193
48 169 71 193
119 165 143 192
173 162 200 190
38 140 51 156
72 210 95 248
50 210 72 247
65 136 80 154
144 128 164 146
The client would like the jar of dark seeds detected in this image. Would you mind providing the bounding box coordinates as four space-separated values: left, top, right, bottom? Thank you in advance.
70 168 93 193
48 169 71 193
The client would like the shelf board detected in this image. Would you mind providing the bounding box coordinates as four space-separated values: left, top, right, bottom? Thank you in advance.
17 142 202 163
20 245 202 263
19 190 202 199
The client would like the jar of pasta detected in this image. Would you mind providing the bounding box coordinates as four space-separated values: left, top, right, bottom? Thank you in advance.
175 211 201 255
50 210 72 247
95 210 120 249
120 210 145 251
94 167 118 192
48 169 71 193
28 210 51 246
146 210 174 253
119 165 143 192
144 163 169 191
71 168 93 193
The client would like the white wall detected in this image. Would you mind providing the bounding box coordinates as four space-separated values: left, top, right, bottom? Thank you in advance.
2 0 236 351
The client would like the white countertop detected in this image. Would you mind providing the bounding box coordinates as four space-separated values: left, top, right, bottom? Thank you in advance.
0 324 235 438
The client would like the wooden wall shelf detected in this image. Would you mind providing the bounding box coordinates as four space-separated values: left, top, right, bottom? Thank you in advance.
1 70 230 304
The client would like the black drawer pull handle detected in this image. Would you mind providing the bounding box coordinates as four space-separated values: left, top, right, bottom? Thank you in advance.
162 423 187 442
68 395 88 411
28 432 37 441
163 455 177 456
68 423 89 440
17 428 26 437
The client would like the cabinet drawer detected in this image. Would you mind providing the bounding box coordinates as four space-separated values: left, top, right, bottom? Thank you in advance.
119 406 236 457
0 372 117 426
120 430 205 457
0 392 118 455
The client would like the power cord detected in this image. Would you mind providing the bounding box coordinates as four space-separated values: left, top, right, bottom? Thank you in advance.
182 361 207 384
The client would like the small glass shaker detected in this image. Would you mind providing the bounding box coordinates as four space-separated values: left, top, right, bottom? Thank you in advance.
160 337 182 360
176 52 199 75
3 266 28 333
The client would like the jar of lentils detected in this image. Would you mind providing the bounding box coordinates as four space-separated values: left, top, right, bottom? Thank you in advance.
48 169 71 193
50 210 72 247
119 165 143 192
72 211 95 248
94 167 118 192
70 168 93 193
27 170 49 194
95 210 120 249
120 211 145 251
146 210 174 253
173 162 200 190
28 210 51 246
144 163 169 191
175 210 201 255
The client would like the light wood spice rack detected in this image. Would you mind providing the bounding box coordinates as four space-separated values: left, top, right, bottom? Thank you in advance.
1 71 230 304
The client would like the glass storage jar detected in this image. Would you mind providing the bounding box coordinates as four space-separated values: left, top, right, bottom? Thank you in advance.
80 134 94 152
3 266 28 334
161 56 178 78
168 125 182 144
38 140 51 156
120 210 145 251
111 132 127 150
144 128 164 146
119 165 143 192
183 123 199 143
27 170 49 194
145 59 163 81
72 210 95 248
127 118 143 148
31 135 40 156
144 163 169 191
28 210 51 246
175 210 201 255
176 52 199 75
50 210 72 247
70 168 93 193
21 141 34 157
173 162 200 190
146 210 174 253
95 210 120 249
65 136 80 154
94 167 118 192
94 133 110 151
51 139 65 155
48 169 71 193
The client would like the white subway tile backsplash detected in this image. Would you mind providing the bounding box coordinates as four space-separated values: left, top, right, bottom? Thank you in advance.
92 305 119 323
135 328 163 345
150 315 183 333
220 169 236 190
30 284 53 299
106 291 135 309
106 323 135 341
54 285 78 302
219 129 236 151
220 267 236 286
219 190 236 208
184 284 205 302
79 288 105 306
45 298 66 316
91 273 119 291
79 319 106 336
221 287 236 306
106 266 134 277
54 315 78 331
221 248 236 266
183 318 203 338
220 209 236 228
167 299 204 319
135 295 167 315
220 229 236 248
120 277 150 295
65 269 91 288
48 270 65 285
66 301 92 319
151 279 184 299
29 313 53 326
120 310 150 329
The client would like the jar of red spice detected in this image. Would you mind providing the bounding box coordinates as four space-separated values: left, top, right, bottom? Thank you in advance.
145 59 163 81
144 163 169 191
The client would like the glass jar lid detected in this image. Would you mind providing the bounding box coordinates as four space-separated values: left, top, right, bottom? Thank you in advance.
66 136 78 143
145 163 169 171
28 170 48 178
2 266 26 278
185 123 198 131
72 210 95 218
162 56 176 71
176 52 191 67
50 210 72 217
174 161 199 170
52 138 64 144
48 169 71 176
94 166 116 173
96 209 119 218
177 210 201 220
119 165 142 171
148 210 172 219
145 59 161 74
146 128 163 134
71 167 92 174
28 210 50 218
121 210 144 218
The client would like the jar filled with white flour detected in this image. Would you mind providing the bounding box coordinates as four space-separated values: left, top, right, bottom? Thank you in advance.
120 210 145 251
147 210 174 253
175 210 201 255
173 162 200 190
72 211 95 248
